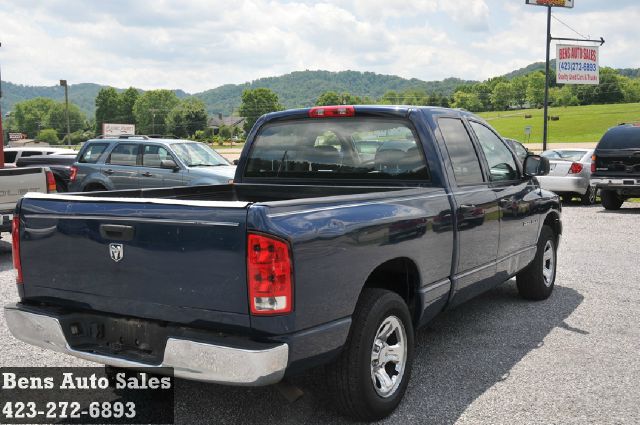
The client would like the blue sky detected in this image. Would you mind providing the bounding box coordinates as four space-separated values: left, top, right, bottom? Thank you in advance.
1 0 638 93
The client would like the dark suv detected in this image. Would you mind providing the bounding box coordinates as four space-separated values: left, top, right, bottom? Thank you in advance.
591 124 640 210
69 136 236 192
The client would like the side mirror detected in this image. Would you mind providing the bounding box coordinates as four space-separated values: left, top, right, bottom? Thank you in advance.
233 159 239 165
160 159 179 171
523 155 550 177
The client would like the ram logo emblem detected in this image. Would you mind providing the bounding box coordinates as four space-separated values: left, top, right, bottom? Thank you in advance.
109 243 124 262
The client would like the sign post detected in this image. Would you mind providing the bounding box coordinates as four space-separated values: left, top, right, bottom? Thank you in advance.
526 0 603 151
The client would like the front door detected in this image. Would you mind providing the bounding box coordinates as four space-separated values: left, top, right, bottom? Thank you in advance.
469 121 540 277
141 144 183 188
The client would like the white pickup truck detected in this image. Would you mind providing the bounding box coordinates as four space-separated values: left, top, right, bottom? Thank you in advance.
0 167 57 233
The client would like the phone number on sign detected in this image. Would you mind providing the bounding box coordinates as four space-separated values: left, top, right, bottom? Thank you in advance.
2 401 136 420
559 61 597 72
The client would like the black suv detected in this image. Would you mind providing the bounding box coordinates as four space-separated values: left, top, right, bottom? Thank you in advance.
591 124 640 210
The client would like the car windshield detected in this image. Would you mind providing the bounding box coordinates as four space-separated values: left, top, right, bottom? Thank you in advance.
541 150 587 161
171 143 229 167
244 118 429 181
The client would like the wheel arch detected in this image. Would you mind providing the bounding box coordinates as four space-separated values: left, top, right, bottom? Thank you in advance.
360 257 421 325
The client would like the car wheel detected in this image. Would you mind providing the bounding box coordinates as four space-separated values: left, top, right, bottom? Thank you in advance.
601 190 623 210
326 288 414 421
580 185 596 205
516 225 557 301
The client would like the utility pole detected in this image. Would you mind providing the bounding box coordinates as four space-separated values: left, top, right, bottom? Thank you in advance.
542 5 551 151
0 41 4 168
60 79 71 145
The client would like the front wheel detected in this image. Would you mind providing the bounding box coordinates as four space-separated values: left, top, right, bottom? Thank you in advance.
516 225 557 300
326 289 414 421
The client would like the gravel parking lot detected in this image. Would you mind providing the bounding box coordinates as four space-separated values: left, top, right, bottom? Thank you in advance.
1 203 639 424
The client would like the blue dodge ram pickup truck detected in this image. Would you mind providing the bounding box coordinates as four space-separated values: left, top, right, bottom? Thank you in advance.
6 105 561 420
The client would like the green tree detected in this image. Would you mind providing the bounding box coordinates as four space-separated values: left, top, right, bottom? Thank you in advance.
36 128 60 144
526 72 546 108
553 86 579 107
133 90 180 135
165 98 208 138
95 87 121 134
218 125 233 139
622 78 640 103
238 88 283 133
380 91 401 105
511 76 528 108
12 98 57 137
472 83 492 111
316 91 341 106
452 91 483 111
46 102 86 136
490 82 513 111
119 87 139 124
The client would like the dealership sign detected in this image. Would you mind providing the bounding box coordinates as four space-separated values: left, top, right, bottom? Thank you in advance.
556 44 599 85
526 0 574 8
8 133 27 141
102 123 136 137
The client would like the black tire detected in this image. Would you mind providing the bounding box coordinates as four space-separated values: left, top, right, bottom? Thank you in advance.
601 190 623 210
326 289 414 421
516 225 557 300
580 185 596 205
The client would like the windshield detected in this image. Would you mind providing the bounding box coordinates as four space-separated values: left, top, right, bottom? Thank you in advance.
171 143 230 167
244 118 429 181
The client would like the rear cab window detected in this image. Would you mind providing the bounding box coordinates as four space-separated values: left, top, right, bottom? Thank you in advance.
79 143 109 164
438 118 484 185
244 118 429 181
3 152 17 163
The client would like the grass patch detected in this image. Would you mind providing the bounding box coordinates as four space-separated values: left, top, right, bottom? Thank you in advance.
478 103 640 143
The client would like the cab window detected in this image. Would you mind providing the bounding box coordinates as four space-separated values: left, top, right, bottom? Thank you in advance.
470 122 518 182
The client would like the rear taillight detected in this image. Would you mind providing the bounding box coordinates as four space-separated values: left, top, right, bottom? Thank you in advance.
569 162 583 174
247 233 293 315
45 171 57 193
69 165 78 182
11 217 23 284
591 155 596 173
309 105 355 118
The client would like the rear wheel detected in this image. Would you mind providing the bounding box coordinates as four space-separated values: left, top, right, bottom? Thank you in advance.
580 185 596 205
516 225 557 300
326 288 414 421
601 190 623 210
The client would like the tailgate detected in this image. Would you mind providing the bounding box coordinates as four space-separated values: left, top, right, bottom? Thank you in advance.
0 168 47 211
595 149 640 176
18 195 251 321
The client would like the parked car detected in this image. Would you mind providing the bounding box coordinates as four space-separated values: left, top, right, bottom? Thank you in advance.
16 152 78 192
504 138 530 163
6 106 561 421
69 136 236 192
0 167 56 234
538 148 596 205
591 124 640 210
2 147 77 168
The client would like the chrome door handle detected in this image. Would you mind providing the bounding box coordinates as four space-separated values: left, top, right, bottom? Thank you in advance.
141 172 153 177
103 169 114 175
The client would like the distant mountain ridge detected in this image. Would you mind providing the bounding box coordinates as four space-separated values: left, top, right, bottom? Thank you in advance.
2 64 638 117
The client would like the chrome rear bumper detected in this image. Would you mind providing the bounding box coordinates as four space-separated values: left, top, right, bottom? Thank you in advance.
4 305 288 386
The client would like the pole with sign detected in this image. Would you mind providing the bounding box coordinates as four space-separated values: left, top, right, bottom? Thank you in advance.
526 0 604 150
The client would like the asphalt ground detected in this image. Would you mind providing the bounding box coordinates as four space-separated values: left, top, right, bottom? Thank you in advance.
0 202 638 424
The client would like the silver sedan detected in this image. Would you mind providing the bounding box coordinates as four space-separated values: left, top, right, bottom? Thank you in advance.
537 149 596 205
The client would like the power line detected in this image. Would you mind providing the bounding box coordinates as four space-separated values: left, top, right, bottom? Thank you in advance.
551 14 589 40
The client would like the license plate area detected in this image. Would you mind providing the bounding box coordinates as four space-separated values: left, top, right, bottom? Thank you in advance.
60 313 169 364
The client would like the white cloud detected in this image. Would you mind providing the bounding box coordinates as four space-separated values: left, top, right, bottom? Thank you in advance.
0 0 636 93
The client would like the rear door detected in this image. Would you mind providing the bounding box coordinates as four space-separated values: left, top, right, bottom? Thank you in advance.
141 144 184 187
103 143 141 190
437 117 500 305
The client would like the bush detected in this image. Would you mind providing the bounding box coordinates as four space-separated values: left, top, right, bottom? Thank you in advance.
36 128 60 144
